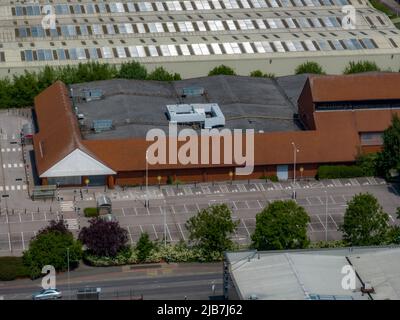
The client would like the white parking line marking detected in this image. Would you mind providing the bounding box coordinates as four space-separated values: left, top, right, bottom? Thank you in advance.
152 224 158 239
19 163 23 168
178 223 186 241
139 225 144 234
242 219 251 237
244 201 250 209
316 215 327 231
257 200 263 209
127 226 134 244
308 223 315 232
21 232 26 250
183 204 188 213
389 215 395 223
16 185 21 190
133 207 138 215
11 186 15 191
121 207 125 216
166 224 173 241
329 214 339 229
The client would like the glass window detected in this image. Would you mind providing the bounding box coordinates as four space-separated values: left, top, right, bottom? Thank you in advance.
180 44 191 55
211 43 223 54
101 47 114 58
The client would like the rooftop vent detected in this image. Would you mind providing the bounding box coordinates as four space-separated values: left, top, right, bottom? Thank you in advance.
166 103 225 129
82 88 104 102
181 87 205 98
92 120 113 133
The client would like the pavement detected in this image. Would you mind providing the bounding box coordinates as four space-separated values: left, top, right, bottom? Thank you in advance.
0 262 222 300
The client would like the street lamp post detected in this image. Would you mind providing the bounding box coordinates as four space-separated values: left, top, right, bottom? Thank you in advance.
163 200 167 247
291 142 299 199
325 190 328 242
229 171 233 185
67 247 70 300
145 150 149 208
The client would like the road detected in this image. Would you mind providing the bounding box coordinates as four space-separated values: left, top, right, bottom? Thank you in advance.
0 262 222 300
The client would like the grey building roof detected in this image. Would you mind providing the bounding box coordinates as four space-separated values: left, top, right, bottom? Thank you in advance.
70 75 306 140
225 246 400 300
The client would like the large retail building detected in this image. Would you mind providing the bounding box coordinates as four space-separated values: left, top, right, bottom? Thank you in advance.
32 72 400 187
1 0 400 77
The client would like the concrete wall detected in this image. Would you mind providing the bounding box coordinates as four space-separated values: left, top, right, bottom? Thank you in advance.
1 52 400 79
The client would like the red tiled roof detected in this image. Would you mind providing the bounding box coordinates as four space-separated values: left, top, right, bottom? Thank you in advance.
309 73 400 102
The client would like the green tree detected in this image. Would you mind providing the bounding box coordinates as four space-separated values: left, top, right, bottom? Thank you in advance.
186 204 238 260
251 200 310 250
147 67 181 81
343 61 380 74
295 61 325 75
78 218 128 257
11 71 40 107
249 70 275 78
23 221 82 279
0 78 14 108
250 70 263 77
208 65 236 76
118 61 148 79
356 153 378 176
340 193 390 246
377 114 400 179
135 232 155 262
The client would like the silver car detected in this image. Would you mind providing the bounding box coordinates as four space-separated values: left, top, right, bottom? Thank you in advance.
32 289 62 300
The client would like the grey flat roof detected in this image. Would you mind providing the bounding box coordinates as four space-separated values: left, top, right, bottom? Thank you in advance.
226 246 400 300
71 75 305 140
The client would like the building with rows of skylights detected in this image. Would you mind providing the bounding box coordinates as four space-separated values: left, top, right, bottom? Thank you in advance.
0 0 400 77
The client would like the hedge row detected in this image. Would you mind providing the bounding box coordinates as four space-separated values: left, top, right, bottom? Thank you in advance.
317 165 367 179
84 207 99 218
83 242 223 267
0 257 30 281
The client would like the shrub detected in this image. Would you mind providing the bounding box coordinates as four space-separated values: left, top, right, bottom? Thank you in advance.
266 175 279 182
136 232 156 262
37 219 70 236
356 153 379 176
166 176 174 185
208 65 236 76
84 207 99 218
250 70 275 78
23 231 82 279
0 257 30 281
118 61 147 80
83 246 137 266
308 240 347 249
147 67 181 81
295 61 325 75
317 165 366 179
343 61 380 74
79 218 128 257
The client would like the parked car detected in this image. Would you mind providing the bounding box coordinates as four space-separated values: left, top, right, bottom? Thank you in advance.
32 289 62 300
